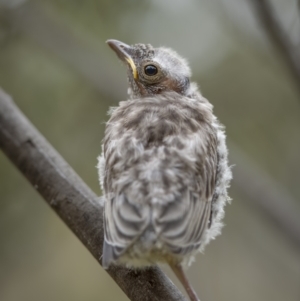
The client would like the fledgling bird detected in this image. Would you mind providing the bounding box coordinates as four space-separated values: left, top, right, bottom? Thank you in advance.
98 39 232 301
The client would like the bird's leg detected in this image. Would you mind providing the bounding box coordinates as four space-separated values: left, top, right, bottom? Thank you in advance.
169 263 200 301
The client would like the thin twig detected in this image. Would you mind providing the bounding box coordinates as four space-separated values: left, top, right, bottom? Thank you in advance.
0 88 186 301
249 0 300 97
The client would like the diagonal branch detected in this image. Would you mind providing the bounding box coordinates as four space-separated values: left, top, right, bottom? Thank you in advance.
0 88 186 301
249 0 300 97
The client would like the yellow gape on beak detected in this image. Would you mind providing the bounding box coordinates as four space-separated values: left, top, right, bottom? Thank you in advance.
125 57 138 80
106 39 138 80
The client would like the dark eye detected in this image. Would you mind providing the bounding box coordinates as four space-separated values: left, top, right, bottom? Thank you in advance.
144 65 158 76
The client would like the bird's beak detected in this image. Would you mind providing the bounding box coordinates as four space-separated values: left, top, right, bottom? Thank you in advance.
106 39 138 80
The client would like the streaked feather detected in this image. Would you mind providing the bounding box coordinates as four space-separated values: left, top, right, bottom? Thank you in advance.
99 91 223 267
97 41 231 270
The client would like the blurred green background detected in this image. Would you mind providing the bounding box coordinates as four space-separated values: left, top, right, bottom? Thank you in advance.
0 0 300 300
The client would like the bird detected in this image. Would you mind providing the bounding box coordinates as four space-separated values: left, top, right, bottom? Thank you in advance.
97 39 232 301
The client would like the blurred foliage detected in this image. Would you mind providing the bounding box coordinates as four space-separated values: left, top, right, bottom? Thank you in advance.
0 0 299 300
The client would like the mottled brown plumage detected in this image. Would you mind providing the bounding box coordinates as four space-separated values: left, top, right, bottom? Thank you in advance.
98 40 231 301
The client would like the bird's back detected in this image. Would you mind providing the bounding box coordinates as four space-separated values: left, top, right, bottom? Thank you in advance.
100 92 219 267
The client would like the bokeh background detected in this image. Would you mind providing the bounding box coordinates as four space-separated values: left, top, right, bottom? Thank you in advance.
0 0 300 300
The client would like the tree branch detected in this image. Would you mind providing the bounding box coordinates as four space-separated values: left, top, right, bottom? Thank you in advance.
0 88 186 301
249 0 300 97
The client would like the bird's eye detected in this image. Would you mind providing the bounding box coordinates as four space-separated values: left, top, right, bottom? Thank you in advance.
144 65 158 76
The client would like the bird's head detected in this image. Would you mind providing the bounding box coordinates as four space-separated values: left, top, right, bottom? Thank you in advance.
107 39 192 99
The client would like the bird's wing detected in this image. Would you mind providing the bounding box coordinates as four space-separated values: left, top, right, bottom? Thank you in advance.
102 193 150 268
155 128 218 256
155 189 212 256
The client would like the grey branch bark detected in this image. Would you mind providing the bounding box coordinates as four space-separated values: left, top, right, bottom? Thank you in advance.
249 0 300 97
0 88 186 301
